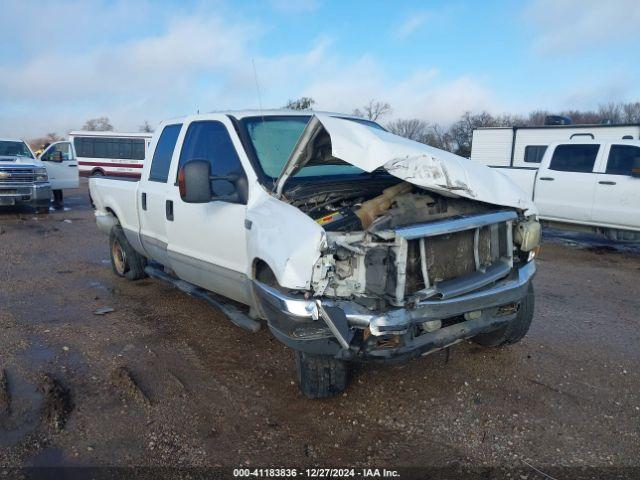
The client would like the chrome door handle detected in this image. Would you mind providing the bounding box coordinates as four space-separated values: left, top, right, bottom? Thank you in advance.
598 181 616 185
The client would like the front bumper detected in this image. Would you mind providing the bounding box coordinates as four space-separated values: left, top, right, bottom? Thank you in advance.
0 183 51 207
253 261 536 360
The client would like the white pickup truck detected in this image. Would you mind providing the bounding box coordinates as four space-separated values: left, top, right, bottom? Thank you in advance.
90 111 541 398
490 140 640 241
0 138 78 211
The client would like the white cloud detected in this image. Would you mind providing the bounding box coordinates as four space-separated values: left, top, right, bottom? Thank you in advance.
303 59 496 124
394 12 430 39
526 0 640 54
0 0 498 138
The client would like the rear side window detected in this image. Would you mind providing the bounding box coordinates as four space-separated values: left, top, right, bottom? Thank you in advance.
149 124 182 182
73 137 147 160
606 145 640 175
524 145 547 163
178 121 245 196
549 144 599 173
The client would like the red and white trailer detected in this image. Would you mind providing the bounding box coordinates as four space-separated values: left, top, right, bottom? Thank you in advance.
69 131 153 178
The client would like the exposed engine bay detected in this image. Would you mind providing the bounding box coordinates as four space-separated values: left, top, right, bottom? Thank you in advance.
284 179 540 310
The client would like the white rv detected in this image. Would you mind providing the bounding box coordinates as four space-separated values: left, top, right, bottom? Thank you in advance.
68 131 153 178
471 123 640 168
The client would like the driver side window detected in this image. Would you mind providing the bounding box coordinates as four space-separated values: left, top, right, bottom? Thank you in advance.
177 121 245 197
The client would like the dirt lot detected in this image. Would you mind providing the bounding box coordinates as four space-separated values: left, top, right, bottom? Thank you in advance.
1 183 639 476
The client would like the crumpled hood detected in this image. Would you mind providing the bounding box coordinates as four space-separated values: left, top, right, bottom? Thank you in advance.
277 114 536 215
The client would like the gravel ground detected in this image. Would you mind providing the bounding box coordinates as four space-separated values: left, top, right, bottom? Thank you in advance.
0 183 639 476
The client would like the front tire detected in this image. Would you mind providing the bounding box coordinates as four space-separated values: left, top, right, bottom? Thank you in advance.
109 226 147 281
472 283 535 347
295 351 349 399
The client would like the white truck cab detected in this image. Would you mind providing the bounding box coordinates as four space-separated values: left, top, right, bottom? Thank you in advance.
0 138 54 211
90 111 541 398
489 139 640 240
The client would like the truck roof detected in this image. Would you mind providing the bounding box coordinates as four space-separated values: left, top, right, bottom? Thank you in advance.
162 109 367 123
69 131 153 138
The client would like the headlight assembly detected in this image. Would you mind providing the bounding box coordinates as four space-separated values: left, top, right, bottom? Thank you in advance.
514 218 541 252
35 167 49 182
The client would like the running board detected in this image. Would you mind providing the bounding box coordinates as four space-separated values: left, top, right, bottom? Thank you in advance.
144 265 261 333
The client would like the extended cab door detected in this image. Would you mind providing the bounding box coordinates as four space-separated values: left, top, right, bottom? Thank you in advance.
591 143 640 230
534 143 601 222
40 141 79 190
138 123 183 267
164 116 252 305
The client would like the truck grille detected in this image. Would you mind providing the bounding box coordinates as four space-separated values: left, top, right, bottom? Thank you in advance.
0 167 36 184
393 211 516 304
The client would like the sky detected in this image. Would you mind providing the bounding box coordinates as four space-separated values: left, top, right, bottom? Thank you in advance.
1 0 640 138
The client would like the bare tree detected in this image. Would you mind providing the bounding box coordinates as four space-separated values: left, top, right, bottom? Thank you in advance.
424 124 454 151
139 120 154 133
597 102 623 124
28 132 63 151
284 97 315 110
386 118 428 142
622 102 640 123
353 100 392 121
448 111 498 157
380 100 640 157
82 117 114 131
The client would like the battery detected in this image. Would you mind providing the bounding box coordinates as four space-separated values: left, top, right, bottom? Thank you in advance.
315 208 363 231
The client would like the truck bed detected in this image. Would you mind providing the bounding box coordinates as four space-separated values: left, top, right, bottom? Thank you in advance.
89 177 140 235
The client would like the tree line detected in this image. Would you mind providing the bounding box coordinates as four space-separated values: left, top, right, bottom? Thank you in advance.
285 98 640 158
30 99 640 156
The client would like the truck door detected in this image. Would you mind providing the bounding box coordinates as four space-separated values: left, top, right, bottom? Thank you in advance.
138 123 183 267
40 141 79 190
534 143 600 222
164 116 252 305
591 143 640 230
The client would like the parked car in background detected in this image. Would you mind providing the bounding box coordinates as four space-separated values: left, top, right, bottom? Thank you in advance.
484 140 640 241
471 120 639 167
90 111 541 398
68 131 153 178
0 138 53 212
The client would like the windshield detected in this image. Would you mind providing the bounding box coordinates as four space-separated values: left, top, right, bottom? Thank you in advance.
242 116 383 179
0 141 33 159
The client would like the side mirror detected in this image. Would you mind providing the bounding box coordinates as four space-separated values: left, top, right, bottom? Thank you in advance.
178 160 213 203
178 160 248 204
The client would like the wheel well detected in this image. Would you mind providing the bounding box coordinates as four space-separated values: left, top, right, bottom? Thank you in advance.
253 259 278 285
91 168 106 176
105 207 120 225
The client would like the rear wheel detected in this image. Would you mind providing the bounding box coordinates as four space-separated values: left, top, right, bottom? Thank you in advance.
109 226 146 280
91 170 105 177
295 351 349 399
472 283 535 347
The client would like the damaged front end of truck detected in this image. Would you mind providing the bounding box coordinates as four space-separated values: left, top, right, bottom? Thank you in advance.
253 115 541 362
